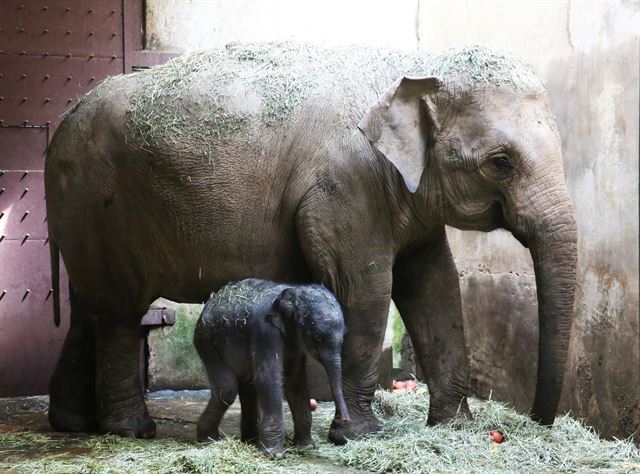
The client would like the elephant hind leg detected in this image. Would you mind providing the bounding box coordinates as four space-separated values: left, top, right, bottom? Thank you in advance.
49 286 98 432
238 382 258 443
94 315 155 438
197 362 238 443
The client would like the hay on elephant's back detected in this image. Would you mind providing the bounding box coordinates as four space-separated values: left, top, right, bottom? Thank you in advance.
101 43 543 151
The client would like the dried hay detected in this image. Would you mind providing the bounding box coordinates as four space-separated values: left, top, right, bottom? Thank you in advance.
70 43 542 154
2 384 638 473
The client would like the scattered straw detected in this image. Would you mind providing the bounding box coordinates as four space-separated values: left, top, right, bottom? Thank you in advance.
2 384 638 473
69 43 542 157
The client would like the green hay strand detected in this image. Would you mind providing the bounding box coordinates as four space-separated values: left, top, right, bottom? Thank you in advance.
73 43 542 156
2 385 638 473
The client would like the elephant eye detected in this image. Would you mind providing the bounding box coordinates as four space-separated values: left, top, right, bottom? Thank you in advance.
314 334 323 343
491 154 514 174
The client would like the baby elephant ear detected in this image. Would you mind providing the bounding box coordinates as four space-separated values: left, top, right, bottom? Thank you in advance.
358 76 441 193
265 312 286 335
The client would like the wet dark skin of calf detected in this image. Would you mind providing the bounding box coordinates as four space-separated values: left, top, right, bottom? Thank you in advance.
193 279 349 457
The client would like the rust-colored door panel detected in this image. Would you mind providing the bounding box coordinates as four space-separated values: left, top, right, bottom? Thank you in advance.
0 239 70 396
0 0 163 397
0 55 124 128
0 1 123 58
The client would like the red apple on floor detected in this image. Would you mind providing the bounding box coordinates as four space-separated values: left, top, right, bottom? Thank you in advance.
489 431 504 443
310 398 318 411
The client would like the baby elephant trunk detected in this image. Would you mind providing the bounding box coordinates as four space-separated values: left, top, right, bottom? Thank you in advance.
321 354 350 422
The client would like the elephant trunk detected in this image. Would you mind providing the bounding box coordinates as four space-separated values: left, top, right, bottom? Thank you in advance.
322 354 351 422
522 183 578 425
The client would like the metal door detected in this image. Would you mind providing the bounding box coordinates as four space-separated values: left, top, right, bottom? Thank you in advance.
0 0 171 396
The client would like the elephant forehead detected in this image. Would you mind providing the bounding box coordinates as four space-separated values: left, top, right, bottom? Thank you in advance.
444 89 558 152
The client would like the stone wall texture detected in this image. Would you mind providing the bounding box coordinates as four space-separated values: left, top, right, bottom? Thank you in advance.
146 0 640 441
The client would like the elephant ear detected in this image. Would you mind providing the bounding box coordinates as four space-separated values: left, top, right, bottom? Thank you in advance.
267 288 296 335
358 76 441 193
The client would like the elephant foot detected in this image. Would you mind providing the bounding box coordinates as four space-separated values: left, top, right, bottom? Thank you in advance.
99 414 156 439
48 403 98 433
292 435 316 449
427 396 472 425
197 429 220 443
328 415 381 445
259 443 285 459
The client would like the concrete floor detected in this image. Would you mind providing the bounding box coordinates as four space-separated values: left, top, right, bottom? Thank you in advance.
0 390 258 443
0 390 361 473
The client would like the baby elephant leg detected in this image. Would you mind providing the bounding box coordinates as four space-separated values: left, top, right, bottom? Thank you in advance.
238 382 258 443
197 362 238 443
285 356 314 447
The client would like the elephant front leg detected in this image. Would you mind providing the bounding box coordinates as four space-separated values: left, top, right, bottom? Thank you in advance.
284 355 314 448
392 228 471 425
94 319 156 438
328 284 392 444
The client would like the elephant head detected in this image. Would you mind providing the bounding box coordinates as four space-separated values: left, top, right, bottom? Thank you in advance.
272 285 351 422
359 49 577 425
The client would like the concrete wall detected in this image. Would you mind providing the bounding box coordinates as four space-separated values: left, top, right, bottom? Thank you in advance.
145 0 640 440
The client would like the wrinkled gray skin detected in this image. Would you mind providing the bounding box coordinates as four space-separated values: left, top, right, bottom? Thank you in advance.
45 44 577 442
194 279 349 457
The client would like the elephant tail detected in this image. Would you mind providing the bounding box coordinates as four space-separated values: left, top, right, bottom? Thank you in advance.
50 239 61 327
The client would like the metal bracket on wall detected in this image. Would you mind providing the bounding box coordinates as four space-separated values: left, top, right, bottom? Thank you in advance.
140 306 176 327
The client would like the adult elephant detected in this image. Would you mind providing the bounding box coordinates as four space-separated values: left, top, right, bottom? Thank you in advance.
45 43 577 441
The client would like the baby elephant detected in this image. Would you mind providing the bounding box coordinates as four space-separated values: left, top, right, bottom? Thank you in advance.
194 278 350 457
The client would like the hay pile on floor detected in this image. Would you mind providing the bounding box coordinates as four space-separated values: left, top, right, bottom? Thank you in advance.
1 385 638 473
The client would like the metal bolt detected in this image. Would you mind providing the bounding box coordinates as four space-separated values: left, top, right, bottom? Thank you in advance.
66 53 71 58
23 120 29 125
45 121 50 125
0 188 4 194
21 171 28 180
21 234 30 245
18 5 25 9
90 76 95 82
44 74 50 80
66 75 72 81
65 7 70 12
0 290 6 301
0 212 3 219
20 188 29 198
43 51 49 56
67 98 72 103
21 210 30 222
43 29 48 34
88 31 94 36
46 289 53 300
88 54 95 60
88 8 94 13
42 6 48 11
111 55 117 60
22 97 28 102
20 51 26 55
111 32 117 37
44 97 50 103
111 9 116 14
65 31 71 35
21 73 27 79
19 28 25 33
0 234 4 242
0 97 3 101
22 289 31 301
